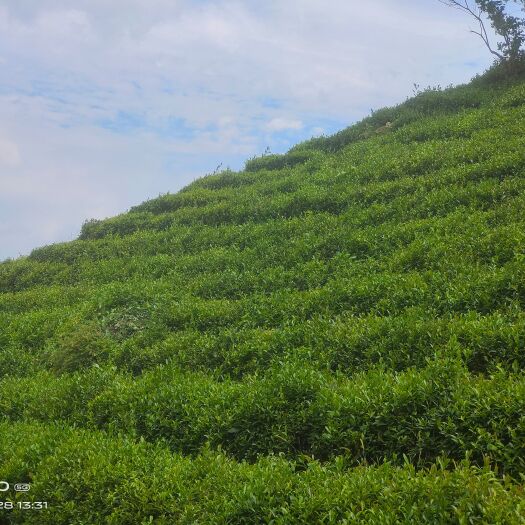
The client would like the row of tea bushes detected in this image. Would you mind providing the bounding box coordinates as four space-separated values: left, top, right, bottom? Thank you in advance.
0 421 523 524
2 360 525 476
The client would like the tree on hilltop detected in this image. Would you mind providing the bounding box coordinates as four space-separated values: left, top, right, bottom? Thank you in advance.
440 0 525 71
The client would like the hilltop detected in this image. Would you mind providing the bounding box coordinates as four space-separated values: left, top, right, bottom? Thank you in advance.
1 66 525 523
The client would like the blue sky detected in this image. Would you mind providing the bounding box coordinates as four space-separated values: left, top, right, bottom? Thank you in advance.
0 0 514 259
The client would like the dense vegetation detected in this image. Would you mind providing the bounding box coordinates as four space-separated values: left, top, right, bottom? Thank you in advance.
1 65 525 523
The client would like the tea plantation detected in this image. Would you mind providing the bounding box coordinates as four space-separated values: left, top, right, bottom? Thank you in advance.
1 67 525 523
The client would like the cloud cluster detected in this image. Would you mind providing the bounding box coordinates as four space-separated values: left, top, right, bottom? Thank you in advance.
0 1 494 259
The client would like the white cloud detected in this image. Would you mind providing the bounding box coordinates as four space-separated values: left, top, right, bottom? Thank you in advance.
266 118 303 132
0 138 21 167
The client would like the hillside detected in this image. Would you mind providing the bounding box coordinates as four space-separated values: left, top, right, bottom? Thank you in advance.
1 68 525 523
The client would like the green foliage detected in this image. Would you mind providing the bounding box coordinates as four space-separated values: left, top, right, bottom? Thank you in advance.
2 75 525 522
244 150 317 172
0 422 524 524
49 319 114 374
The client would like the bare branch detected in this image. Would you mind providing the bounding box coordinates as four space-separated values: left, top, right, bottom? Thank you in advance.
439 0 505 60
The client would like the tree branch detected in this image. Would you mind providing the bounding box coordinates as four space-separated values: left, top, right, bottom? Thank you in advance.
439 0 505 59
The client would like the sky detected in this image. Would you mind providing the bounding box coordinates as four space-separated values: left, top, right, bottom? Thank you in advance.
0 0 511 260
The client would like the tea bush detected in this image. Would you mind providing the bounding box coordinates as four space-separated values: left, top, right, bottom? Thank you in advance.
49 320 114 374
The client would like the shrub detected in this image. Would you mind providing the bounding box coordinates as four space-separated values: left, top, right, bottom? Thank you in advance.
244 150 314 172
50 320 113 374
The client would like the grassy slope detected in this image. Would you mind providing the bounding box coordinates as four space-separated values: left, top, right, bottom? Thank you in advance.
1 69 525 523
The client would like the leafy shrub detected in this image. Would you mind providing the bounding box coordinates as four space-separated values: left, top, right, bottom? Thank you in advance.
50 320 113 374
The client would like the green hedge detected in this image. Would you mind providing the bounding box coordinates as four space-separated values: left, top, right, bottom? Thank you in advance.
0 422 524 524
